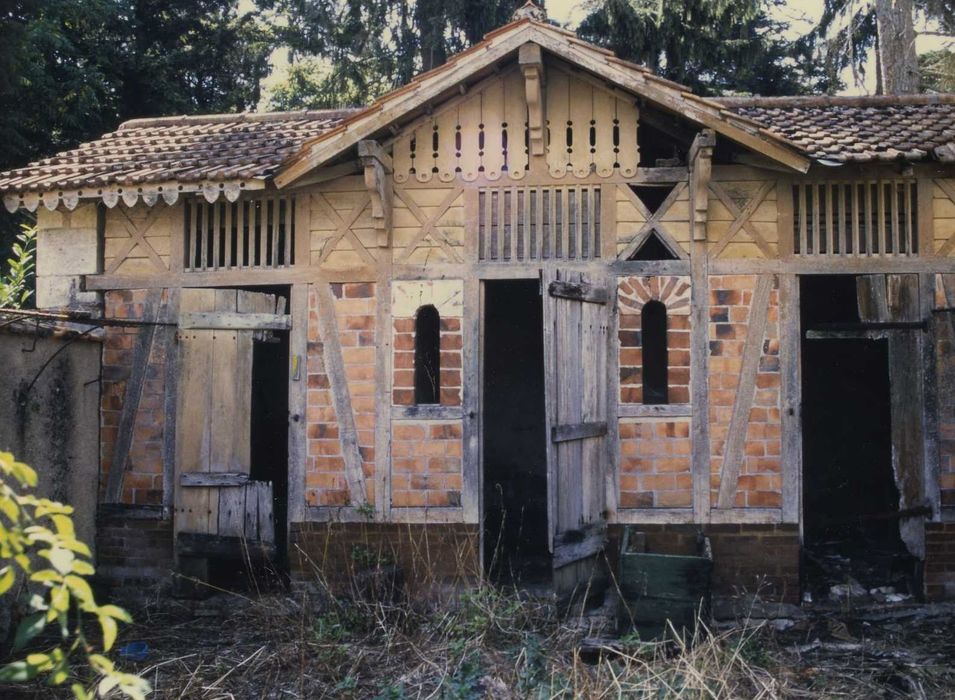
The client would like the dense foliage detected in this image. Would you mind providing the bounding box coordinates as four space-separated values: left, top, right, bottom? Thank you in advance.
0 451 147 698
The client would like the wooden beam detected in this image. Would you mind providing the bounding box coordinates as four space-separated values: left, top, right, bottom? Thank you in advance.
315 281 369 507
553 526 607 569
359 140 394 248
551 421 608 443
286 284 308 526
519 43 546 156
392 404 464 420
716 274 774 509
618 403 692 418
178 311 291 331
105 288 164 503
84 266 379 290
778 274 801 524
180 472 249 487
160 288 181 516
689 130 715 242
548 279 608 304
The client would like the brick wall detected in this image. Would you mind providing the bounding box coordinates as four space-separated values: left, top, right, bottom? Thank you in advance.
619 419 692 508
101 289 169 505
289 522 479 591
708 275 782 508
391 280 463 407
94 510 174 596
305 283 377 507
607 523 800 603
392 422 463 507
925 522 955 600
617 276 691 405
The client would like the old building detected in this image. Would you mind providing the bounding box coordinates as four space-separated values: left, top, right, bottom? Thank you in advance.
1 11 954 604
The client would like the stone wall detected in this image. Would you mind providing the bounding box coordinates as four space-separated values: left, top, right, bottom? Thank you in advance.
0 327 100 547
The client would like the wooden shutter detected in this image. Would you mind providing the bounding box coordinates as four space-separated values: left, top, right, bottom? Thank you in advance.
173 289 287 546
544 269 611 605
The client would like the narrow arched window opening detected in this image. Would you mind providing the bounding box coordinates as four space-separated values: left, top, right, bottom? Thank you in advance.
642 300 668 404
414 305 441 404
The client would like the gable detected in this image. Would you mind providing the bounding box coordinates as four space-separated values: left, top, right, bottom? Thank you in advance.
275 20 809 188
391 63 641 184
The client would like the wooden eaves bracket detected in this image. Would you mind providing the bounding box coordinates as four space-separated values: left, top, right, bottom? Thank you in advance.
519 43 546 156
357 140 393 247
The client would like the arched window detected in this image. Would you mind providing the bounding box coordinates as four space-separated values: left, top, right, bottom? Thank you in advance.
641 300 668 404
414 305 441 404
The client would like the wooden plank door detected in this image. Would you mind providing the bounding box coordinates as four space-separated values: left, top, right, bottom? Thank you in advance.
543 269 611 604
174 289 284 545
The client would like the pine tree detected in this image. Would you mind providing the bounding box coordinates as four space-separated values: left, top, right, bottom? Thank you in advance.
578 0 831 96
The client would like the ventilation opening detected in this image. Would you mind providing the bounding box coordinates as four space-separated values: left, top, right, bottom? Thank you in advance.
414 305 441 404
641 300 669 403
637 120 686 166
629 231 679 261
482 280 549 584
629 184 674 215
800 275 916 598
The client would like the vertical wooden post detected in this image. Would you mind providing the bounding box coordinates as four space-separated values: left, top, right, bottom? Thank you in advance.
918 177 935 257
777 178 794 258
920 272 941 522
688 130 714 522
375 259 393 521
161 288 182 517
462 274 481 524
779 274 802 524
286 283 308 526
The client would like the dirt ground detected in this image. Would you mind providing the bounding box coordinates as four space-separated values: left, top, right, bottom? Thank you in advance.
5 586 955 698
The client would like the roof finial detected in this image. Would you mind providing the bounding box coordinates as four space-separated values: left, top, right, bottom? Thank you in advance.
512 1 547 22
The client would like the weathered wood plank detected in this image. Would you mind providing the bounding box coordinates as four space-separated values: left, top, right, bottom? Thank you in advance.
716 275 774 509
181 472 249 487
286 284 308 526
553 526 608 570
179 311 291 331
548 279 608 304
551 421 608 443
778 274 801 523
392 404 464 420
618 403 692 418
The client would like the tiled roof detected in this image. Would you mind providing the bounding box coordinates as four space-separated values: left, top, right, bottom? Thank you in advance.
718 95 955 163
0 110 356 211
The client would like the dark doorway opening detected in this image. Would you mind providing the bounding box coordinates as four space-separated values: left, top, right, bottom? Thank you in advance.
800 275 914 597
483 280 550 584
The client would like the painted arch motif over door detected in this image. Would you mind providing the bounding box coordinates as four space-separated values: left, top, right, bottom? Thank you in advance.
174 288 289 547
544 269 611 602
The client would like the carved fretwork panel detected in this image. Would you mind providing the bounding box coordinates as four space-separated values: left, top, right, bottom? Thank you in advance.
392 67 640 184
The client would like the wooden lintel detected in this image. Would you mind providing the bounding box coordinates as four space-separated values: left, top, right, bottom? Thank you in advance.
178 311 291 331
689 129 715 242
392 404 464 421
519 43 546 156
359 140 394 247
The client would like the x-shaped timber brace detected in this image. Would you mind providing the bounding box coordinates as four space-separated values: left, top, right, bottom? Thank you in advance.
106 206 168 274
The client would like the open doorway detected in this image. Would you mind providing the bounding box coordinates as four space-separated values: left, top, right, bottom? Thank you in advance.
202 287 291 592
800 275 915 597
482 280 550 584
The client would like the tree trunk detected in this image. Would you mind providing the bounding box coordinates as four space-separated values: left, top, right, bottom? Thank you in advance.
875 0 919 94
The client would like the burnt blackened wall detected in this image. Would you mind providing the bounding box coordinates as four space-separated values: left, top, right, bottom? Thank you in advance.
0 328 100 548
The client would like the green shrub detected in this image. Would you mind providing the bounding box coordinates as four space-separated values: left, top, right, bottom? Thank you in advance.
0 451 149 699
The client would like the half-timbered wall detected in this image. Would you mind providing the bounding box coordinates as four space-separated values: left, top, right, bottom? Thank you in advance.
100 289 173 505
707 275 782 510
390 281 465 510
104 204 175 276
305 282 377 507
